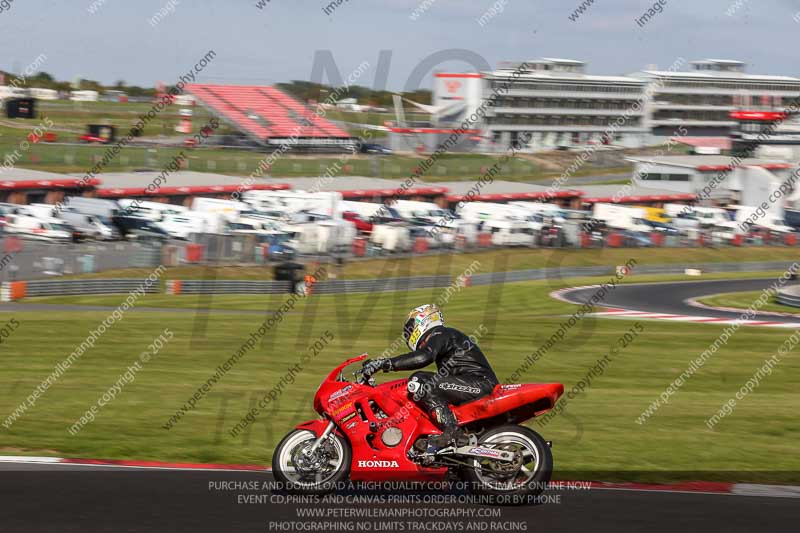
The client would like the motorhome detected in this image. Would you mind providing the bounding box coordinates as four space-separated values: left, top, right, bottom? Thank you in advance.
158 212 227 239
191 197 248 222
117 199 187 221
509 201 567 221
482 219 535 246
228 215 281 236
242 190 342 220
692 206 731 228
663 204 729 228
24 203 116 240
371 223 411 252
591 203 651 233
729 205 794 234
3 214 73 242
315 219 357 253
339 200 402 221
9 204 56 218
392 200 451 222
459 202 527 224
276 219 356 254
458 202 545 237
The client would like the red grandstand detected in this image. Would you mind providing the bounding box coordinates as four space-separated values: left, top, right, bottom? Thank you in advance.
186 84 356 150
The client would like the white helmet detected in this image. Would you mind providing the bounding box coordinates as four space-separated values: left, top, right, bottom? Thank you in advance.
403 304 444 350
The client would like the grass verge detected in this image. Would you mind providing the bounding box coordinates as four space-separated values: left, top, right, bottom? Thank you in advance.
2 273 799 483
696 290 800 315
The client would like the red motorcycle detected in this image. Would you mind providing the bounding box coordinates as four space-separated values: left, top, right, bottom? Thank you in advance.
273 354 564 497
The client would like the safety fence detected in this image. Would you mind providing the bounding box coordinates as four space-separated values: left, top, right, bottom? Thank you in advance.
166 279 292 295
4 230 800 283
0 278 161 301
2 260 798 301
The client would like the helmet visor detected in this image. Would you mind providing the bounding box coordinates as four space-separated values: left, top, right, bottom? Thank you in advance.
402 317 415 343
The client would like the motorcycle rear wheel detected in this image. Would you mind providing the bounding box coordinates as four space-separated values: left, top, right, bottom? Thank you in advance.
462 424 553 500
272 429 351 494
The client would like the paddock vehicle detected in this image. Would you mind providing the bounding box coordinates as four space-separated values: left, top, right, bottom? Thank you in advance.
117 199 187 222
273 354 563 499
3 214 73 242
591 203 651 233
481 219 535 246
191 197 248 222
158 212 227 239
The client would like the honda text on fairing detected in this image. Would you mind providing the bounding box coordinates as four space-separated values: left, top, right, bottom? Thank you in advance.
272 354 563 498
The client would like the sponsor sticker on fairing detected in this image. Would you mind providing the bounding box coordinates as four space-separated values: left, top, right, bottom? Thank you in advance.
331 402 354 416
357 460 400 468
468 447 503 458
329 385 352 401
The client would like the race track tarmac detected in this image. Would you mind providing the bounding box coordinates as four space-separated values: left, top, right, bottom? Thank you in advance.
558 277 800 324
0 463 796 533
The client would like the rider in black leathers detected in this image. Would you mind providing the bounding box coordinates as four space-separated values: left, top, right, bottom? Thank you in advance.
363 306 499 450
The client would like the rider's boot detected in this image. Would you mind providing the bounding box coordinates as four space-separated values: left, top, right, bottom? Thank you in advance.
426 405 468 454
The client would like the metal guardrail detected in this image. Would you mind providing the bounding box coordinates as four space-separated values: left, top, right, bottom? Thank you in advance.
174 280 292 295
312 275 453 295
172 261 799 296
777 285 800 308
22 278 162 298
173 276 454 295
4 260 797 300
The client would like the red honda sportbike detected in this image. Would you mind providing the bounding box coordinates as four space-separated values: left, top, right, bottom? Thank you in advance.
273 354 564 497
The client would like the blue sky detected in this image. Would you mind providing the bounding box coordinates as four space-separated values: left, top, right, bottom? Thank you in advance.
0 0 798 89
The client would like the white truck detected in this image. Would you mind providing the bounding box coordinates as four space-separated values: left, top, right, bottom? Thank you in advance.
392 200 452 222
591 203 651 232
458 201 544 234
242 190 342 220
729 205 794 234
191 197 248 222
509 201 567 222
692 206 731 228
371 223 411 252
158 212 227 239
117 199 187 221
482 219 535 246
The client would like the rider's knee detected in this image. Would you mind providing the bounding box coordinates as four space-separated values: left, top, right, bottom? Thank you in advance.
407 371 433 396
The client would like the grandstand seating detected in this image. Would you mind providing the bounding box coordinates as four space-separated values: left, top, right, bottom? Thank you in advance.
187 84 352 145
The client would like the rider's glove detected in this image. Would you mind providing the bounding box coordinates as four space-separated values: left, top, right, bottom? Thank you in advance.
363 358 392 376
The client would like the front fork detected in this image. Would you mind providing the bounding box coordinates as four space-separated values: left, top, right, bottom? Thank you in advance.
306 419 335 455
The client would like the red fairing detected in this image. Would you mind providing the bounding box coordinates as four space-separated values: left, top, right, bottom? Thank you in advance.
295 419 334 438
453 383 564 425
296 355 564 482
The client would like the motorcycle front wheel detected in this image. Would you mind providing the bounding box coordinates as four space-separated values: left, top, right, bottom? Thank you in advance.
272 429 351 494
462 424 553 500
